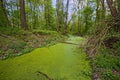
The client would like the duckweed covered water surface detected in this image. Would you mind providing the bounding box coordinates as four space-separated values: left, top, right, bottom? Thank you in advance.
0 36 91 80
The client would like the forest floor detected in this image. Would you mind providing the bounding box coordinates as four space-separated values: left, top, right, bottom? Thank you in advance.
0 27 65 59
0 27 120 80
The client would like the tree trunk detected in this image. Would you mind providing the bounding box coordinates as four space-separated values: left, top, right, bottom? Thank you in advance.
117 0 120 13
77 0 81 34
56 0 64 32
106 0 118 17
95 0 100 24
64 0 69 33
100 0 105 19
56 0 60 31
16 0 20 28
44 0 52 29
0 0 10 27
20 0 27 29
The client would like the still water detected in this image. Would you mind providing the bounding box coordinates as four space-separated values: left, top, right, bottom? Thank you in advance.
0 36 91 80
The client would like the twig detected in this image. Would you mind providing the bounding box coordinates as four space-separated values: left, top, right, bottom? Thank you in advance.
36 71 53 80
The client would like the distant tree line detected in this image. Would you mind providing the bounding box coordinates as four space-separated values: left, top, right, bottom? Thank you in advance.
0 0 119 34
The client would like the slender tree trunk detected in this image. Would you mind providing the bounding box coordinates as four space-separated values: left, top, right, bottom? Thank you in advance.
61 0 65 33
100 0 105 19
10 3 14 27
44 0 52 29
95 0 100 24
64 0 69 33
0 0 10 26
56 0 64 32
29 0 32 29
20 0 27 29
117 0 120 13
16 0 20 28
56 0 59 31
33 4 36 29
77 0 81 34
106 0 118 17
44 0 47 28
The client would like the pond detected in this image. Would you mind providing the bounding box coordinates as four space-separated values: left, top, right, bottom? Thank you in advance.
0 36 91 80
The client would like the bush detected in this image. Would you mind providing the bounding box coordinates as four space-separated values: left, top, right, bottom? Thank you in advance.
93 46 120 79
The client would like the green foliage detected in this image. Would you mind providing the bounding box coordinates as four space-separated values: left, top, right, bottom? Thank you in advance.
113 41 120 56
93 46 120 79
0 27 65 59
7 41 26 50
18 48 33 56
101 69 120 80
0 11 8 27
82 6 93 17
0 27 22 35
32 30 57 35
0 49 4 55
81 6 94 35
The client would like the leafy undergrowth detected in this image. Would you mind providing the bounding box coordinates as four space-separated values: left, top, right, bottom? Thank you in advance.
0 27 65 59
93 46 120 80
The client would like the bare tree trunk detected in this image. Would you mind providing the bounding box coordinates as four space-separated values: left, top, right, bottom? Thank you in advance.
20 0 27 29
106 0 118 17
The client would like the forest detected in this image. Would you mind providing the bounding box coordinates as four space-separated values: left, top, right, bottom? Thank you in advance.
0 0 120 80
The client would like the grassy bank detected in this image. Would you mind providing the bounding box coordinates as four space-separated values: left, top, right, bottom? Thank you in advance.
0 27 65 59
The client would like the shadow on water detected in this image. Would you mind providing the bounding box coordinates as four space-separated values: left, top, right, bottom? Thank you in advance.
0 36 91 80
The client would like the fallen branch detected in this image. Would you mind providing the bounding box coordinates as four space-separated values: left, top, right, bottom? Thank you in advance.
36 71 53 80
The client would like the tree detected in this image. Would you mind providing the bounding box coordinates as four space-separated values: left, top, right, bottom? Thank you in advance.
77 0 81 34
56 0 60 31
116 0 120 13
95 0 100 24
106 0 118 17
64 0 69 33
56 0 64 32
0 0 10 27
20 0 27 29
83 6 93 34
100 0 105 19
44 0 54 30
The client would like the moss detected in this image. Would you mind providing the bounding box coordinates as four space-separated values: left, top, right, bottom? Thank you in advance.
0 36 91 80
